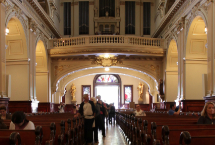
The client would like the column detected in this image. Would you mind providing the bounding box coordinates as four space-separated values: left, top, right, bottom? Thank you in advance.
177 19 185 100
206 2 215 97
0 2 6 97
74 1 79 36
89 1 94 35
28 19 37 101
71 1 74 36
135 2 140 36
120 1 125 35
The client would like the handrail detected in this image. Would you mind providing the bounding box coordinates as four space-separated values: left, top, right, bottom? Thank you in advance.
51 35 165 48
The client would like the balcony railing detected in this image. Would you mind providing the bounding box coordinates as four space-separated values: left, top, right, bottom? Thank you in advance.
51 35 165 49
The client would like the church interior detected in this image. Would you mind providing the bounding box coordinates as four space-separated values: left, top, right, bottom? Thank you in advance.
0 0 214 144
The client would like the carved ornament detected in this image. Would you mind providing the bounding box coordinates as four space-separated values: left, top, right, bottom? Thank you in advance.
91 56 123 67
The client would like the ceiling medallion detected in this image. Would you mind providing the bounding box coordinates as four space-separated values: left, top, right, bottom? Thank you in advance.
91 56 123 67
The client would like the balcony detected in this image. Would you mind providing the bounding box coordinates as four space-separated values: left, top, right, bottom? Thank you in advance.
49 35 165 57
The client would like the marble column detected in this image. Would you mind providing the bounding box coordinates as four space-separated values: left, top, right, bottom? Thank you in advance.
120 1 125 35
0 2 6 97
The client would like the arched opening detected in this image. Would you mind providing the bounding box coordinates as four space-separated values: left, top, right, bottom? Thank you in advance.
93 74 121 109
165 39 178 102
5 17 29 100
185 16 207 100
35 40 48 102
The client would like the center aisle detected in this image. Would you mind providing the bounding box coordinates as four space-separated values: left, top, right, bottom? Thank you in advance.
95 121 127 145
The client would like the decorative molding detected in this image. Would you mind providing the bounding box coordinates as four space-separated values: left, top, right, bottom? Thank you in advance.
91 56 123 67
29 18 37 33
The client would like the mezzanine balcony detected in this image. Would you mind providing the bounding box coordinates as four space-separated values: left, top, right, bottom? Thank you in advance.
49 35 166 57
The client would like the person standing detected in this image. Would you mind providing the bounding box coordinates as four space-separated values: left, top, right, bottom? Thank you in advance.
109 103 115 123
58 102 66 113
96 95 106 137
75 94 96 144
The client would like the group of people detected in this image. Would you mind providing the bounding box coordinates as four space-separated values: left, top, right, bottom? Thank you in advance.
74 94 115 144
0 106 35 130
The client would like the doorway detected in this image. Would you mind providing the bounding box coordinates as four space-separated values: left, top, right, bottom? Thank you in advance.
95 86 119 109
93 74 121 109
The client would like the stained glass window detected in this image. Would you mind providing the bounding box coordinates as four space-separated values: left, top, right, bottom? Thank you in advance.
96 75 118 83
82 85 91 101
124 86 133 104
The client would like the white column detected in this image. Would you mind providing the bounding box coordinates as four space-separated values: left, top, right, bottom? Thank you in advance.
29 26 37 101
177 28 185 100
135 2 140 36
89 1 94 35
74 1 79 36
120 1 125 35
0 2 6 97
206 2 215 96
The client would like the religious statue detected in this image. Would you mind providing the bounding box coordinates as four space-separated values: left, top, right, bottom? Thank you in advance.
105 11 109 17
71 83 76 101
137 82 144 104
94 7 98 17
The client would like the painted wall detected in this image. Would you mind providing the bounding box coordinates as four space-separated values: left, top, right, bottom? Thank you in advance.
165 73 178 101
64 74 150 105
36 73 49 102
6 65 29 101
185 63 207 100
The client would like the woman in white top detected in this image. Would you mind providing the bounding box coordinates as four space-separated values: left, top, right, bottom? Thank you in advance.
134 105 146 116
9 111 35 130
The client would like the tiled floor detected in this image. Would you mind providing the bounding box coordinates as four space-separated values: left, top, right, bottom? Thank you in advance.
94 121 127 145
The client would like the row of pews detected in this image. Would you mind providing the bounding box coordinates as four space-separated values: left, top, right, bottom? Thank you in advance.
0 112 84 145
116 111 215 145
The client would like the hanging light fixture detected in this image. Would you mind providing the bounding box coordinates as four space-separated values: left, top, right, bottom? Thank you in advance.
205 27 207 34
5 28 9 35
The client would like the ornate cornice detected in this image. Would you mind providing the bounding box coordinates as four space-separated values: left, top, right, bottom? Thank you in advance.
91 56 123 67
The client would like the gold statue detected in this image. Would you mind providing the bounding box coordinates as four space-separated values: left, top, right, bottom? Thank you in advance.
137 82 144 104
71 83 76 101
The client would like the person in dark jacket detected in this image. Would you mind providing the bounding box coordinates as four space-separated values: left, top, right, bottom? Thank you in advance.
109 103 115 124
91 97 100 143
197 102 215 124
96 95 106 137
75 94 96 144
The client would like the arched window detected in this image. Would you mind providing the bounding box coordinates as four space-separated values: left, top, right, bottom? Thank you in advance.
96 74 118 83
99 0 115 17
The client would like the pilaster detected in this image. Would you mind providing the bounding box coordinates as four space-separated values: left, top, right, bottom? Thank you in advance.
120 1 125 35
74 1 79 36
0 1 6 97
89 1 94 35
135 2 140 36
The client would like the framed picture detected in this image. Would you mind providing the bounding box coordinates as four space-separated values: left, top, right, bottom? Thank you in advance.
82 85 91 101
124 85 133 104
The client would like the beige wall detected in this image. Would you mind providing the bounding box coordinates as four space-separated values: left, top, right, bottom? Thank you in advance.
6 64 29 100
36 73 49 102
64 74 150 104
165 73 178 101
185 63 207 100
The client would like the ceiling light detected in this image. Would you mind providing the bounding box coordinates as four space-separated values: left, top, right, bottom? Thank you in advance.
105 67 110 71
5 28 9 35
104 54 109 58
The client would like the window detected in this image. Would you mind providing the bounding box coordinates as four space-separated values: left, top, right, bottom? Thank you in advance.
79 1 89 34
96 75 118 83
64 2 71 35
99 0 115 17
124 85 133 104
125 1 135 34
143 2 151 35
82 85 91 101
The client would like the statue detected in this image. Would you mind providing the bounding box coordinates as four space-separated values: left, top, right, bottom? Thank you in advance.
71 83 76 101
137 82 144 104
94 7 98 17
105 11 109 17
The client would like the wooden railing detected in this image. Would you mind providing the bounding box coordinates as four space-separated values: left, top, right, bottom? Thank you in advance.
51 35 165 49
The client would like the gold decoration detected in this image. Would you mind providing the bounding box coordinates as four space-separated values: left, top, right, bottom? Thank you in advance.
91 56 123 67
